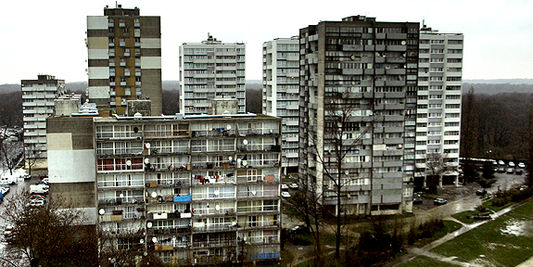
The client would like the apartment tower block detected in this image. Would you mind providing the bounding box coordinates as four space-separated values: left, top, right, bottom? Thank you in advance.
415 26 463 186
86 5 162 116
299 15 419 215
262 37 300 172
21 74 66 170
179 35 246 115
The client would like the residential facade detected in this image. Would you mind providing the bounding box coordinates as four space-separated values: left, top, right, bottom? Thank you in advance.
86 5 162 116
93 114 281 264
415 26 463 186
262 37 300 172
179 35 246 115
22 74 66 170
299 15 419 215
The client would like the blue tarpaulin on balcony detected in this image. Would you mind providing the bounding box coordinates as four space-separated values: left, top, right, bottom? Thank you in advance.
173 194 191 202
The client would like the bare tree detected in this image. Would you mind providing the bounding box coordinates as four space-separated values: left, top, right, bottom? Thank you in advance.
0 191 97 267
286 180 327 266
24 145 40 176
425 153 453 193
1 140 23 175
314 98 370 259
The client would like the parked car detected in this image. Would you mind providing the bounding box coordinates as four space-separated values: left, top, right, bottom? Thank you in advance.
21 174 31 180
0 176 16 185
498 160 505 166
28 199 45 207
30 194 46 200
509 161 515 167
42 178 49 184
30 184 48 195
476 189 487 196
289 183 298 190
291 225 309 235
518 162 526 169
498 167 505 173
433 198 448 205
413 197 423 205
506 168 514 174
4 227 14 241
281 184 289 190
281 192 291 198
515 169 524 175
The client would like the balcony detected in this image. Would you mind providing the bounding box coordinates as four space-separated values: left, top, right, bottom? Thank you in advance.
120 61 126 67
120 81 126 86
145 179 191 188
110 81 116 86
98 197 144 206
192 223 235 233
135 81 141 86
191 239 236 249
119 41 126 47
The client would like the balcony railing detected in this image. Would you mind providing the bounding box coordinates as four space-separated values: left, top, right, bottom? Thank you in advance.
98 197 144 206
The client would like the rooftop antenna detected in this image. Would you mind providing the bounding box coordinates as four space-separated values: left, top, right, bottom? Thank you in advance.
115 1 118 8
422 18 425 28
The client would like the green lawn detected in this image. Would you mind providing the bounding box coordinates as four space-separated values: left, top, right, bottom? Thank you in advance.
398 256 458 267
425 220 462 244
431 197 533 266
451 210 477 224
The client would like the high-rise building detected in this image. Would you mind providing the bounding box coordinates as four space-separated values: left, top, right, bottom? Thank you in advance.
48 113 282 265
262 37 300 172
415 26 463 186
299 15 419 215
21 74 66 170
86 5 162 116
179 35 246 115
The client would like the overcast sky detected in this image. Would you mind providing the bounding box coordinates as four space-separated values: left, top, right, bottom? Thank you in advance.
1 0 532 84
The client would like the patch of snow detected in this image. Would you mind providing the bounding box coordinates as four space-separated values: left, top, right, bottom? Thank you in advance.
500 220 531 237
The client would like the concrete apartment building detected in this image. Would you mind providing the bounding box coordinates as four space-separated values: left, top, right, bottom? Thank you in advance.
262 37 300 172
21 74 66 170
86 5 162 116
48 112 282 265
179 35 246 115
299 15 419 215
415 26 463 186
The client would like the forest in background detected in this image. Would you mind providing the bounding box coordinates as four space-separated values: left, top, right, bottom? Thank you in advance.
1 82 531 160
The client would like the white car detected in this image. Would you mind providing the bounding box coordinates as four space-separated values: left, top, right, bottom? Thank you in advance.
281 184 289 190
518 162 526 168
498 160 505 166
509 161 515 167
289 183 299 190
281 192 291 198
29 199 45 207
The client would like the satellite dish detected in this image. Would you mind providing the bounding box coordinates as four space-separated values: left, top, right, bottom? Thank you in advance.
145 143 151 149
243 139 248 145
99 209 105 215
229 156 233 161
140 239 145 244
252 190 256 195
401 40 406 45
151 192 157 198
215 205 220 211
214 190 220 196
227 124 232 130
119 193 124 198
147 222 153 228
242 160 248 166
152 237 158 243
126 160 132 166
144 158 150 164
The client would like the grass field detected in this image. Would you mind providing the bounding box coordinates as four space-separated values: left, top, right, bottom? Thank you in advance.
431 197 533 266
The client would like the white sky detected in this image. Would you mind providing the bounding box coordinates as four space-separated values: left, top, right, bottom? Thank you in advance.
1 0 532 84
